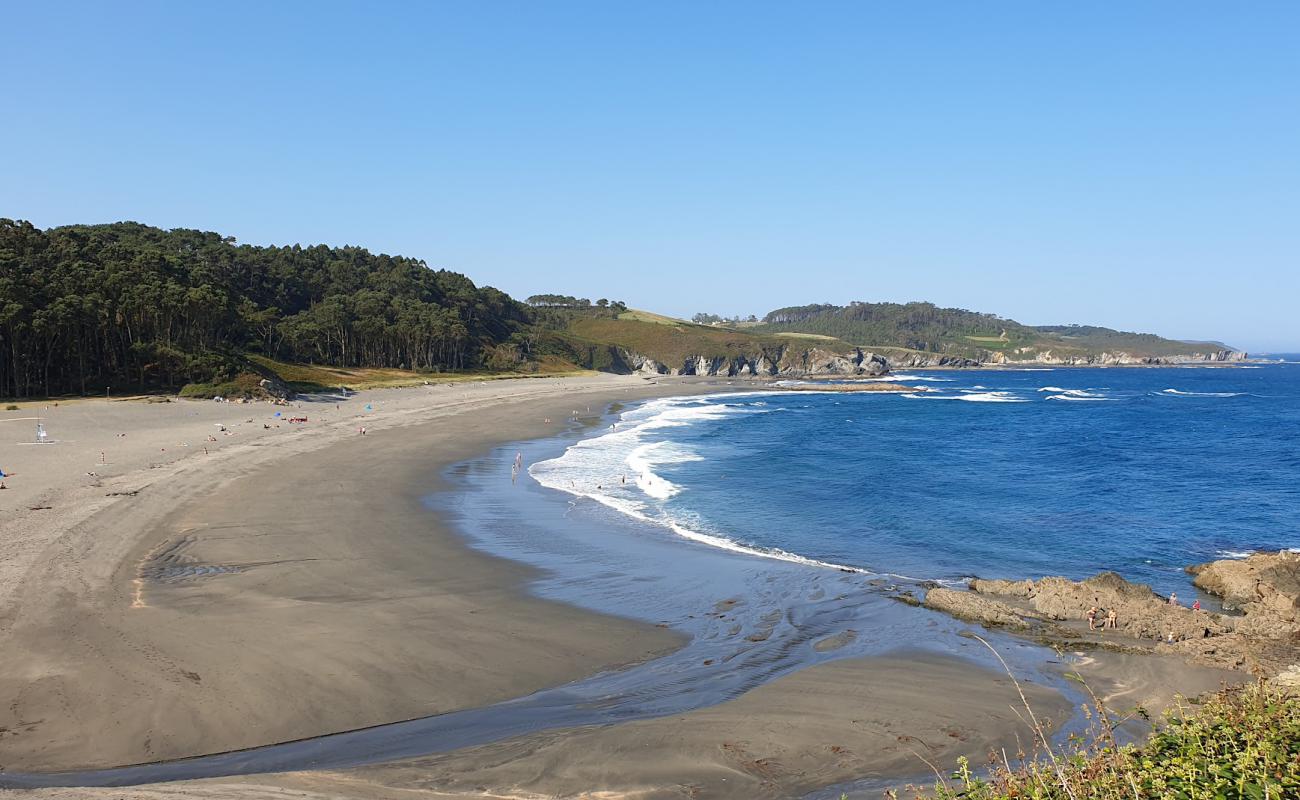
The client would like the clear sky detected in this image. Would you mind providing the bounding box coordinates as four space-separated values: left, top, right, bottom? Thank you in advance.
3 2 1297 351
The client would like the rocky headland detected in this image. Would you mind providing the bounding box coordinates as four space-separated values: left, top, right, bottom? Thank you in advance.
984 348 1250 367
923 551 1300 681
621 344 1248 378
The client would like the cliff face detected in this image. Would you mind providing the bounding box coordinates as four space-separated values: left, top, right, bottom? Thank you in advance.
622 346 890 378
619 345 1247 377
986 349 1249 366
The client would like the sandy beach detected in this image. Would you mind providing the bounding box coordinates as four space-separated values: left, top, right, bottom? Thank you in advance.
0 375 1242 799
0 375 703 771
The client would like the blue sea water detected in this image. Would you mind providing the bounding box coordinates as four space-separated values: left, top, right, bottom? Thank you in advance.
531 362 1300 597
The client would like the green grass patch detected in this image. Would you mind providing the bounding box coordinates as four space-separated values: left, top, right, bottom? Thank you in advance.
773 331 843 342
617 308 690 325
244 354 591 394
567 316 792 366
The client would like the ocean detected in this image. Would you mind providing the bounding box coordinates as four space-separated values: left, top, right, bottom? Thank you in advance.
531 362 1300 597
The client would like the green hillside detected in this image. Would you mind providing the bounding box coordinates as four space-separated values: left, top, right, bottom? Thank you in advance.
1 216 1243 400
527 309 827 372
751 302 1233 360
0 219 544 398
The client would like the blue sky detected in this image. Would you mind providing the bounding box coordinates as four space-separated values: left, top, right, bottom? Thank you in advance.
3 2 1297 351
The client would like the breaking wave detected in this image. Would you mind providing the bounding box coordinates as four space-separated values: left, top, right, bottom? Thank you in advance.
1042 388 1113 401
904 390 1029 403
528 394 943 580
867 374 954 382
1158 388 1246 398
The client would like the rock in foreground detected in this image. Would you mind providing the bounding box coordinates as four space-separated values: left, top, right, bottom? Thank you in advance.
923 552 1300 676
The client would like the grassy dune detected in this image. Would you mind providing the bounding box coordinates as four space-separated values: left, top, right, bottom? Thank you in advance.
178 355 591 397
616 308 691 325
566 316 799 366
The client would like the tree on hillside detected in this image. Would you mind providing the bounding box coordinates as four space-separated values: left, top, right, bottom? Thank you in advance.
0 220 530 397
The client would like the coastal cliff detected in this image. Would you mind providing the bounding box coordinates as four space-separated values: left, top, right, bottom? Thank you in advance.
618 344 1247 378
621 346 893 378
985 348 1250 366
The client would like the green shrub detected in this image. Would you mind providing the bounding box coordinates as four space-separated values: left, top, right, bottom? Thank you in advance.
907 681 1299 800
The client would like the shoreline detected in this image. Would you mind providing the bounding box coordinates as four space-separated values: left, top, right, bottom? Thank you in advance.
0 375 702 772
0 382 1076 790
0 374 1254 799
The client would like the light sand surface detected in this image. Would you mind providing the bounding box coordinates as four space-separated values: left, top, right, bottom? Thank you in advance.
0 375 693 771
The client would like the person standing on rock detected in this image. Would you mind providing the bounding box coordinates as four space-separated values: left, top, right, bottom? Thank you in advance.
1168 592 1178 606
1106 608 1117 629
1087 606 1098 630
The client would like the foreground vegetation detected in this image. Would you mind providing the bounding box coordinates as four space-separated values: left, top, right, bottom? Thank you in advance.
903 681 1299 800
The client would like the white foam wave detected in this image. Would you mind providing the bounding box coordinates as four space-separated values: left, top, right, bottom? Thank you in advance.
529 395 765 511
905 390 1029 403
871 374 954 382
528 394 962 582
1045 394 1111 402
1158 389 1245 398
626 441 700 499
1042 388 1112 401
1215 548 1300 559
